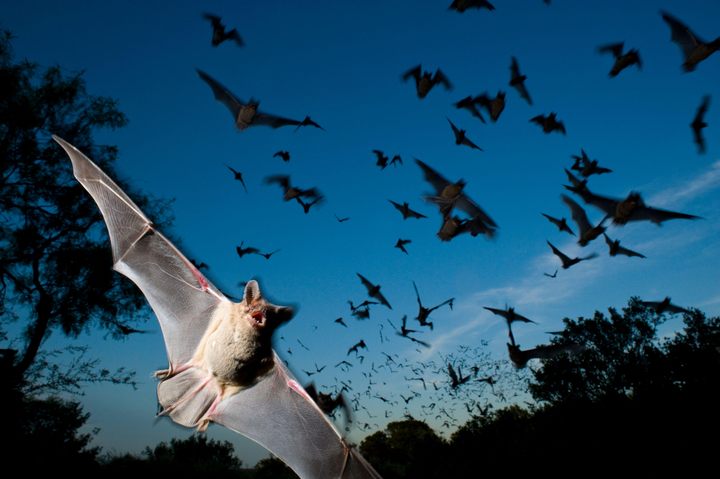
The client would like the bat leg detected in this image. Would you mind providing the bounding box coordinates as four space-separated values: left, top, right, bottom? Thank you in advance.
157 366 221 429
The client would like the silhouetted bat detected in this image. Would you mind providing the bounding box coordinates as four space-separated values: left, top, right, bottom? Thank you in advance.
547 240 597 269
203 13 244 47
347 339 368 356
476 91 506 122
388 200 427 220
691 95 710 154
296 196 323 214
483 306 536 324
509 57 532 105
447 364 471 389
415 159 497 234
571 149 612 177
436 215 495 241
541 213 575 236
274 150 291 162
661 11 720 72
603 233 645 258
357 273 392 309
454 95 486 123
373 150 389 169
190 259 209 271
334 214 350 223
236 241 260 258
53 137 380 479
544 269 558 278
447 118 483 151
305 383 351 422
413 281 454 330
225 165 247 192
562 194 606 246
597 42 642 77
402 64 453 99
394 238 412 254
570 189 700 225
389 155 403 167
334 317 348 328
197 69 315 131
294 116 325 132
265 175 322 202
639 296 690 315
507 342 585 368
258 249 281 260
530 113 566 134
390 315 430 348
448 0 495 13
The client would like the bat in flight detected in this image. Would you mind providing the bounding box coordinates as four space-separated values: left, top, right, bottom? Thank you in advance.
509 57 532 105
203 13 244 47
402 64 453 99
597 42 642 77
447 118 483 151
691 95 710 154
53 136 381 479
660 11 720 72
530 112 566 135
569 189 700 225
197 69 319 131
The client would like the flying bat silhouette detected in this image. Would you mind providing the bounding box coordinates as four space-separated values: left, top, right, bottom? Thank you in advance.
415 159 497 234
197 69 316 131
402 64 453 99
394 238 412 254
562 194 606 246
203 13 244 47
530 113 566 134
413 281 454 330
448 0 495 13
509 57 532 105
691 95 710 154
541 213 575 236
597 42 642 77
357 273 392 309
447 364 471 389
603 234 645 259
53 137 380 479
372 150 390 169
476 91 506 122
296 196 323 214
547 241 598 269
334 317 348 328
447 118 483 151
265 175 322 202
236 241 261 258
639 297 690 315
454 96 486 123
436 215 495 241
390 315 430 348
571 149 612 178
347 339 368 356
569 189 700 225
544 269 558 278
483 306 536 325
388 200 427 220
305 383 351 422
225 165 247 192
661 11 720 72
274 150 291 162
334 214 350 223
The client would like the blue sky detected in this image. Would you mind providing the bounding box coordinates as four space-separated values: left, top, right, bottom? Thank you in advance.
3 0 720 465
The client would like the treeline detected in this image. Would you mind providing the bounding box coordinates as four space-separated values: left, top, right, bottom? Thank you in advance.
4 298 718 476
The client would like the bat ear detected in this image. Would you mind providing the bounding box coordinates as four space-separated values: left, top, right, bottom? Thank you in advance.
268 305 295 325
243 280 262 304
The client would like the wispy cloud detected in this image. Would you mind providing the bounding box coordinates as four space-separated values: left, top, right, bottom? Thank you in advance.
649 160 720 207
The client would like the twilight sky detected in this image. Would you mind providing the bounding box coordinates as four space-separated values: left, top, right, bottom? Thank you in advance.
3 0 720 465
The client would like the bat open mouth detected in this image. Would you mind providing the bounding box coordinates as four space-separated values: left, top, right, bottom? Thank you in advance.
249 310 265 328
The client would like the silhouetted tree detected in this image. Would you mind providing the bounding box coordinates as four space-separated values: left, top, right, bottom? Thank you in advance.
253 456 297 479
0 30 170 394
360 418 449 479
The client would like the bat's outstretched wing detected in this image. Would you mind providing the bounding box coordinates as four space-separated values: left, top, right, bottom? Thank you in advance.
197 69 244 120
213 354 382 479
562 194 593 237
661 11 703 59
631 204 700 224
53 136 228 370
253 112 303 129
